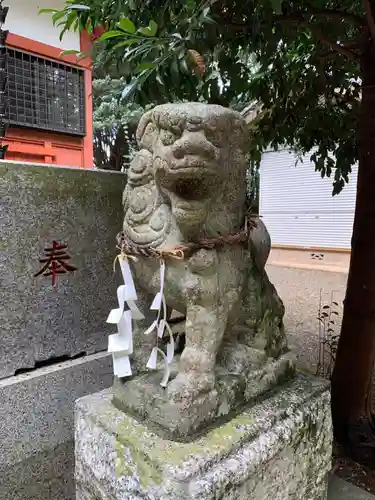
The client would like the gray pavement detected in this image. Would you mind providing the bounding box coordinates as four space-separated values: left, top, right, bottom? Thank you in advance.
266 264 347 373
266 263 375 500
329 475 375 499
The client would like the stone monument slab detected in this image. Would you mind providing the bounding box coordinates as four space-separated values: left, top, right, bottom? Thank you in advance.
0 161 126 378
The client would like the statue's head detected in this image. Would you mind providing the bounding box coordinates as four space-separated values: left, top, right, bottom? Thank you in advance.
124 103 249 243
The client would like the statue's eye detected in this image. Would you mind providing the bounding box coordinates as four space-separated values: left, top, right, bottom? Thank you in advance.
204 127 223 148
159 129 179 146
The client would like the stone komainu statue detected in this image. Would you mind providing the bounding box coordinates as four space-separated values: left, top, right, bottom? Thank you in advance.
120 103 288 405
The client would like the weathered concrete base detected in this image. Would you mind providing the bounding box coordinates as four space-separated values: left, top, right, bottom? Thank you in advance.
75 374 332 500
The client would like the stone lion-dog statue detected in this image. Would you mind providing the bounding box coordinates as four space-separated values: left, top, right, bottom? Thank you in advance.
115 103 292 436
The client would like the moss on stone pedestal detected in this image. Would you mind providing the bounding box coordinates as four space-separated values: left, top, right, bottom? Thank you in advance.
76 375 332 499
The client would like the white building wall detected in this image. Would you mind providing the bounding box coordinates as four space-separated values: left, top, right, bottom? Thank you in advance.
4 0 80 51
260 150 358 250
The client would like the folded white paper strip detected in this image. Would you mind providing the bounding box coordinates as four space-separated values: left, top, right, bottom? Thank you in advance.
145 259 174 386
117 310 133 354
107 256 175 387
108 333 130 353
106 284 126 324
113 352 132 377
144 319 158 336
146 347 170 388
119 258 137 300
157 319 166 338
127 300 145 320
164 321 175 363
150 260 165 310
107 256 140 378
146 346 158 369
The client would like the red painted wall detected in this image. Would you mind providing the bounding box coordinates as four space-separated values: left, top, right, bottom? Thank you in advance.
4 32 93 169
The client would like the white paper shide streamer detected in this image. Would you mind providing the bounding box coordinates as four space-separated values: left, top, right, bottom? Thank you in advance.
106 256 144 377
144 260 175 387
106 256 175 387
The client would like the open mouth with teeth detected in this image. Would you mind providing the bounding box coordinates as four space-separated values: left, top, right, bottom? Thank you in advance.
172 177 210 201
158 163 218 199
157 173 213 227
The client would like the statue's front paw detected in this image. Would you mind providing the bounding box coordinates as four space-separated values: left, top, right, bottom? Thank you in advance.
167 372 215 403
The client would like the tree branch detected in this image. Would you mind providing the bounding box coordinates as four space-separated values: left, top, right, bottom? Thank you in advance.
308 8 364 26
221 7 362 60
364 0 375 49
273 16 359 60
309 26 359 60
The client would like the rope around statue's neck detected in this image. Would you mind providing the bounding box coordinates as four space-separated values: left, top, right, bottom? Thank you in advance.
108 213 260 386
116 214 259 261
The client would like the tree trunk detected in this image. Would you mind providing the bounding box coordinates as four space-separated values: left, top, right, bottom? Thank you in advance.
93 130 108 169
331 48 375 466
109 126 126 171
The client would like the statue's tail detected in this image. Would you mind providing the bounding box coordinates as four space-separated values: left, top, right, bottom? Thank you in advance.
249 218 271 270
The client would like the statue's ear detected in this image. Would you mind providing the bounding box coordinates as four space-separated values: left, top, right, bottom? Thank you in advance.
233 117 250 154
136 110 157 152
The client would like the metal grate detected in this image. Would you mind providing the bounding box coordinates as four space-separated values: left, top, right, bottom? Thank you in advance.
5 48 85 136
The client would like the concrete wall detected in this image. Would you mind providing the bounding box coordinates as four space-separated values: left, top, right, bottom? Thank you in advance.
4 0 81 51
0 353 113 500
260 149 357 250
0 161 126 499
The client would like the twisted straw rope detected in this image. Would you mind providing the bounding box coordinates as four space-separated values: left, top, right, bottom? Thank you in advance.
116 214 259 261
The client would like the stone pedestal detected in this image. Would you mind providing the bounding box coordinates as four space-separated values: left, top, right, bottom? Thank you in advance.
75 375 332 500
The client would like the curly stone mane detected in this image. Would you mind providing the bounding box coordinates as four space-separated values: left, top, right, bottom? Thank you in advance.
122 111 171 248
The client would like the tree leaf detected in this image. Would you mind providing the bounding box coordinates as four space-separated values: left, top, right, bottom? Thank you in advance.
38 8 59 15
137 26 151 36
135 62 156 74
52 10 67 25
148 20 158 37
179 57 190 75
270 0 283 15
170 56 180 86
121 80 138 102
118 18 136 34
67 4 91 10
156 72 164 85
112 39 138 50
60 49 81 56
99 30 124 40
59 28 67 41
138 20 158 37
65 11 77 30
86 19 93 34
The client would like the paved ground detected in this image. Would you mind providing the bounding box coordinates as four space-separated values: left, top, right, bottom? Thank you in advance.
329 476 375 499
266 257 375 499
266 264 347 373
